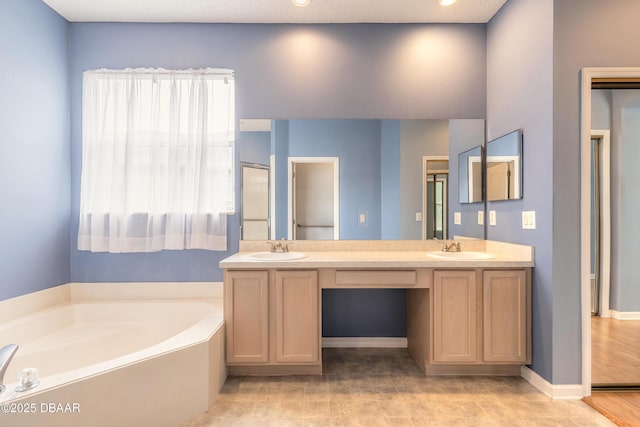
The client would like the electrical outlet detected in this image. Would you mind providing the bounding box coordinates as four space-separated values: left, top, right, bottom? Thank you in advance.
415 212 422 222
478 210 484 225
454 212 461 225
489 210 496 226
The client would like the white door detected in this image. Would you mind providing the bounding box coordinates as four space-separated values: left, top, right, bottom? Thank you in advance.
290 159 339 240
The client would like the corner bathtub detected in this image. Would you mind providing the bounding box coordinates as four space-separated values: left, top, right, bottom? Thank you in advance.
0 283 225 427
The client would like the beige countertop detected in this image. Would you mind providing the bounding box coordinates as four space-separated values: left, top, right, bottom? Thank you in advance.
219 240 534 269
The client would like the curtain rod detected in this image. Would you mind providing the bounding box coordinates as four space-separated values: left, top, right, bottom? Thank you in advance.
85 68 234 77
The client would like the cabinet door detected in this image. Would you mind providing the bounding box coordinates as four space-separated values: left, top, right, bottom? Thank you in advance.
274 270 320 363
225 271 269 364
433 270 478 363
483 270 527 363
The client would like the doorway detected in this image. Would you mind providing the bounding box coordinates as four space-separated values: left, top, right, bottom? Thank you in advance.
581 68 640 395
288 157 339 240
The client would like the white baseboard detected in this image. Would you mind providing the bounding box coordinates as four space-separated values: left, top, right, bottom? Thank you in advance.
322 337 408 348
520 366 583 400
610 310 640 320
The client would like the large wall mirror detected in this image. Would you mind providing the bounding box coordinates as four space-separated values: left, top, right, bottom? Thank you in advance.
238 118 485 241
486 129 523 201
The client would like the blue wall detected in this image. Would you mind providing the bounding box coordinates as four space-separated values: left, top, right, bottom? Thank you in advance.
68 23 486 283
399 120 449 239
323 289 406 337
552 0 640 385
288 119 382 240
381 120 402 239
0 0 70 300
272 120 290 240
448 119 486 239
238 131 270 166
487 0 555 382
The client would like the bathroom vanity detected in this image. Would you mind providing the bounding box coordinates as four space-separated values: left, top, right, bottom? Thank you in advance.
219 240 533 376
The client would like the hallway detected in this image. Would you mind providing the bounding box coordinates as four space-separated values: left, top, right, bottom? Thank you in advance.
592 317 640 386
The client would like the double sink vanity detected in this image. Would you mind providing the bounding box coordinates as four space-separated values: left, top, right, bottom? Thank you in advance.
219 239 534 376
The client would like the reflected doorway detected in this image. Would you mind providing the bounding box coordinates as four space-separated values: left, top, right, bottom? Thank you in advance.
288 157 340 240
423 157 448 240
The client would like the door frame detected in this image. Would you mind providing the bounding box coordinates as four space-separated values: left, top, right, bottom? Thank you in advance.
422 156 449 240
589 130 611 319
580 67 638 397
287 157 340 240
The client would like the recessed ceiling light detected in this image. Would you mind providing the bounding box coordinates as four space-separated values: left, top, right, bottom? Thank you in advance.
439 0 457 6
293 0 310 6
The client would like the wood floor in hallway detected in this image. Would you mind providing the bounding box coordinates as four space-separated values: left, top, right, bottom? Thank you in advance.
583 392 640 427
591 316 640 386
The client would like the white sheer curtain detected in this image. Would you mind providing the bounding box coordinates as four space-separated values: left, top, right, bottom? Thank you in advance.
78 68 235 253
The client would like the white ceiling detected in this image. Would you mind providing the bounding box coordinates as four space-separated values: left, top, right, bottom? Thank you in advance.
42 0 508 24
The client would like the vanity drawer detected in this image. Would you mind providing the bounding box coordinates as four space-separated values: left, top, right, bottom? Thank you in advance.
334 270 417 287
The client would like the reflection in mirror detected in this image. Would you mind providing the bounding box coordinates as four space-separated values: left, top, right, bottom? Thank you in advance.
240 163 270 240
425 159 449 240
458 146 483 204
290 158 339 240
238 119 484 240
486 129 523 201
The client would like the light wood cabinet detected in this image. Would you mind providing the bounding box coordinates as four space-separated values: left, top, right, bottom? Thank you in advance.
223 264 530 375
483 270 529 363
432 270 479 363
275 270 320 363
224 270 269 364
431 269 530 367
225 269 320 370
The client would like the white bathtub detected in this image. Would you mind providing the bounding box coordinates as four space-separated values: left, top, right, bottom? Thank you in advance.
0 282 226 427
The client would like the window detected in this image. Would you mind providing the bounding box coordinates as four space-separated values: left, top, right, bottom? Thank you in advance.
78 68 235 252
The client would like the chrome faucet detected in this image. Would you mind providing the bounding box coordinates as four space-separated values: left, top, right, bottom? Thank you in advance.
442 241 461 252
267 239 292 253
0 344 18 393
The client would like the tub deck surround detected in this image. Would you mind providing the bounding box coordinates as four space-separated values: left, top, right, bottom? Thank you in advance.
220 240 534 376
0 282 226 427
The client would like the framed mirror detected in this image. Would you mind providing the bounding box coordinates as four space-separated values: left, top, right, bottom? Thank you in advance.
238 118 485 241
486 129 523 201
458 146 483 204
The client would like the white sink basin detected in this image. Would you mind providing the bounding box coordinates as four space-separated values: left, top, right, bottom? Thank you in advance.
246 251 307 261
427 251 495 260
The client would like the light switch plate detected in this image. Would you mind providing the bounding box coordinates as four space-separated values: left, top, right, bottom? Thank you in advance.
454 212 461 225
478 210 484 225
522 211 536 229
489 210 496 226
358 210 368 226
415 212 422 222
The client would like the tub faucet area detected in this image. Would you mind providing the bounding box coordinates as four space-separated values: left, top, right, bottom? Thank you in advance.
0 344 18 393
